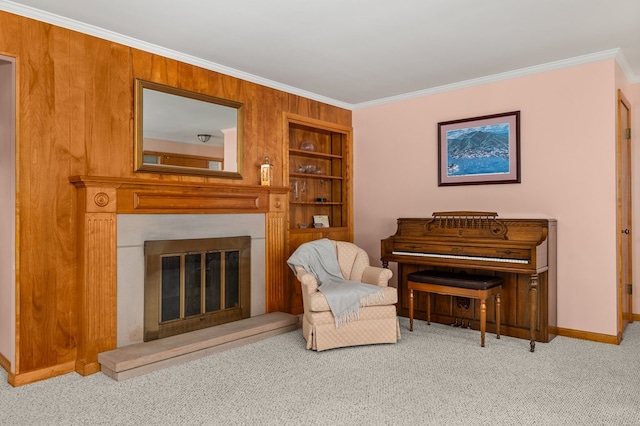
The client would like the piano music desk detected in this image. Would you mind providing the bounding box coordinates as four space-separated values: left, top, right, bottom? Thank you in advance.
407 270 502 347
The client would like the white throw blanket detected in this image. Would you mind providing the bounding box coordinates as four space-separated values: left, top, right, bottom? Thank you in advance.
287 239 383 328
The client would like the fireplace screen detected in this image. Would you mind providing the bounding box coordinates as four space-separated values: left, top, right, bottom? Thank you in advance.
144 236 250 341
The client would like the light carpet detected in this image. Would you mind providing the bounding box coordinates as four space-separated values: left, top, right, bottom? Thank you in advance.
2 318 640 426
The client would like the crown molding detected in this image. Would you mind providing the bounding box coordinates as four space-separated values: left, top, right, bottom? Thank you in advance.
0 1 352 110
615 49 640 85
352 49 637 109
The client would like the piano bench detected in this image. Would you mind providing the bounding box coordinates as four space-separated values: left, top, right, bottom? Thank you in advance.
406 270 502 347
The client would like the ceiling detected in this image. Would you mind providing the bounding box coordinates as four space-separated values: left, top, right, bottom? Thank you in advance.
2 0 639 109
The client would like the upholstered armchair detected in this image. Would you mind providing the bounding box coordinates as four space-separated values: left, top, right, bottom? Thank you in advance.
290 240 400 351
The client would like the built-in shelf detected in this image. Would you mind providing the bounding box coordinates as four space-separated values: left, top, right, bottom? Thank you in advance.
289 226 349 234
283 113 353 314
290 201 343 205
289 172 343 180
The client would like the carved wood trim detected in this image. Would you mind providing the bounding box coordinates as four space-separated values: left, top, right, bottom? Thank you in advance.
265 192 287 312
69 176 286 214
74 184 117 376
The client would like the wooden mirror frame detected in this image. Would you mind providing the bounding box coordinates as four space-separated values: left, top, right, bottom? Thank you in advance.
134 79 244 178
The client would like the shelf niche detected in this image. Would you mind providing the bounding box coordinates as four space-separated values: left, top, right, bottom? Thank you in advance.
283 113 353 314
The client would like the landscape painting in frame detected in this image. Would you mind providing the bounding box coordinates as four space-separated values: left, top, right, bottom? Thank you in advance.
438 111 520 186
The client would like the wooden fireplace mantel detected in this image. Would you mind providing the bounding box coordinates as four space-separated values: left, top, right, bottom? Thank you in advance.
69 176 291 376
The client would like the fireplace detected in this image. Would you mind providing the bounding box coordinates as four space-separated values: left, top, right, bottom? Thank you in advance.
70 176 290 376
143 236 251 341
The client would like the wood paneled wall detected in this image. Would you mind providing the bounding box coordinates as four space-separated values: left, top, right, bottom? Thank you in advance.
0 11 351 385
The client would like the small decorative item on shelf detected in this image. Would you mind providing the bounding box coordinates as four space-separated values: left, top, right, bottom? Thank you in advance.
291 180 306 200
316 197 327 202
260 156 272 186
299 141 316 151
313 215 330 228
298 223 308 229
295 164 319 174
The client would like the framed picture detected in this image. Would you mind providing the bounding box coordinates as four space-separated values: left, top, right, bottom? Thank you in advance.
438 111 520 186
313 215 330 228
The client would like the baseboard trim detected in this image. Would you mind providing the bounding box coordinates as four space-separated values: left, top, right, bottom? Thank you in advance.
75 360 102 376
0 351 10 373
8 360 76 387
555 327 619 345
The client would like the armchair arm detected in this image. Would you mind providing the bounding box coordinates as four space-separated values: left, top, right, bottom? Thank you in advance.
294 265 319 293
361 266 393 286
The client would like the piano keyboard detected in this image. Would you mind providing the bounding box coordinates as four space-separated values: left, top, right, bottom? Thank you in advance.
391 251 529 264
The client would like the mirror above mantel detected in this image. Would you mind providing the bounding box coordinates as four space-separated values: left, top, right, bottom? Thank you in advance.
134 79 244 178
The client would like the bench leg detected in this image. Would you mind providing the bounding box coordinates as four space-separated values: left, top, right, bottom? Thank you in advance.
409 288 414 332
496 293 501 340
427 293 431 325
480 298 486 347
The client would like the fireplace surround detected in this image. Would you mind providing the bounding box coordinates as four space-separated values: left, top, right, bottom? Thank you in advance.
117 215 264 347
70 176 290 376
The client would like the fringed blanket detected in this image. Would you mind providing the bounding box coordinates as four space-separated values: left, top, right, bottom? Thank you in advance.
287 238 383 328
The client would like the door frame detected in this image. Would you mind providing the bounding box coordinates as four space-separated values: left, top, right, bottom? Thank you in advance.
616 88 633 341
0 55 16 373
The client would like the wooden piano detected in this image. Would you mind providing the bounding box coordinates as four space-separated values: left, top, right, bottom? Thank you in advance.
381 211 557 351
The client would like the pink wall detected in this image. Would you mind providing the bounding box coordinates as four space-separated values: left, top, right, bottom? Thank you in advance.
353 59 635 337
